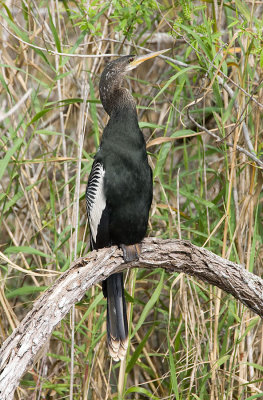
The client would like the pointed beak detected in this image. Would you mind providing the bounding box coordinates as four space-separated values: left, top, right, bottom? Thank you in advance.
127 48 170 71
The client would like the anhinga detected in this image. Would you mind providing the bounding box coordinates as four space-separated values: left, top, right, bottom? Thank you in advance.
86 49 167 361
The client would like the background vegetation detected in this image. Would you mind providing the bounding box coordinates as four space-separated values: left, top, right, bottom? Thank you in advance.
0 0 262 399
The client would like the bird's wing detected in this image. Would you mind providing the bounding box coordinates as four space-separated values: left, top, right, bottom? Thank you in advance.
86 160 107 245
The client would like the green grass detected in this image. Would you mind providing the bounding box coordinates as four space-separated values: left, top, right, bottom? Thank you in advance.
0 0 263 399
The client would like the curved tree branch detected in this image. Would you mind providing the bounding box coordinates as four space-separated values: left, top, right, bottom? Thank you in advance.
0 238 263 399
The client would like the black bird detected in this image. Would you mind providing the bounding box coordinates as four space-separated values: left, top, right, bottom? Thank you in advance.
86 49 168 361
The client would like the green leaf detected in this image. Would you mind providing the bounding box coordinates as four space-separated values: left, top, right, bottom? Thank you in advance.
215 355 230 368
47 353 71 362
0 138 23 181
4 178 45 214
48 8 61 53
249 202 259 272
132 270 164 337
245 394 263 400
35 129 64 136
6 285 47 299
154 141 171 179
89 76 99 148
235 0 251 22
46 98 83 107
179 188 218 210
152 65 201 103
76 292 104 331
260 49 263 69
236 317 260 344
33 48 53 69
0 193 6 202
1 2 14 20
126 326 153 373
168 340 180 399
0 11 30 42
125 386 159 400
60 31 87 67
0 63 49 88
139 121 165 129
55 71 73 81
0 73 9 94
245 363 263 373
27 108 52 126
4 246 53 258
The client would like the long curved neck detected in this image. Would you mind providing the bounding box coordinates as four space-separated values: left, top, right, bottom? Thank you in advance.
99 72 136 117
102 99 143 147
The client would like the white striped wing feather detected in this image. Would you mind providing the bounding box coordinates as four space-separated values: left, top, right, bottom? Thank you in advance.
86 162 106 242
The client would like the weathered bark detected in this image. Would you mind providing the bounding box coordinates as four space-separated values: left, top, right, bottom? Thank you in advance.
0 238 262 399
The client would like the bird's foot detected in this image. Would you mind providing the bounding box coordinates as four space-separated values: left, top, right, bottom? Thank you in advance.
121 243 141 263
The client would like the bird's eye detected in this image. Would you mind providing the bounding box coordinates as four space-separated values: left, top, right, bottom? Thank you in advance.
129 57 134 63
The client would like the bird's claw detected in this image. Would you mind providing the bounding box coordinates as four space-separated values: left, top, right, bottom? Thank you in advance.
121 243 141 263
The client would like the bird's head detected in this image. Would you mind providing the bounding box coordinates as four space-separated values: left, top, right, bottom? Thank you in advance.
101 49 169 80
99 49 169 115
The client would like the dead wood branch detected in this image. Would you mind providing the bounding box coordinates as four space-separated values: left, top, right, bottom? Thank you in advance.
0 237 263 399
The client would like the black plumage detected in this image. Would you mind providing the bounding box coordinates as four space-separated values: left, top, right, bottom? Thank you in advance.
86 50 167 361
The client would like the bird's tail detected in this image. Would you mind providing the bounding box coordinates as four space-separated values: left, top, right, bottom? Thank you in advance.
103 273 128 361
